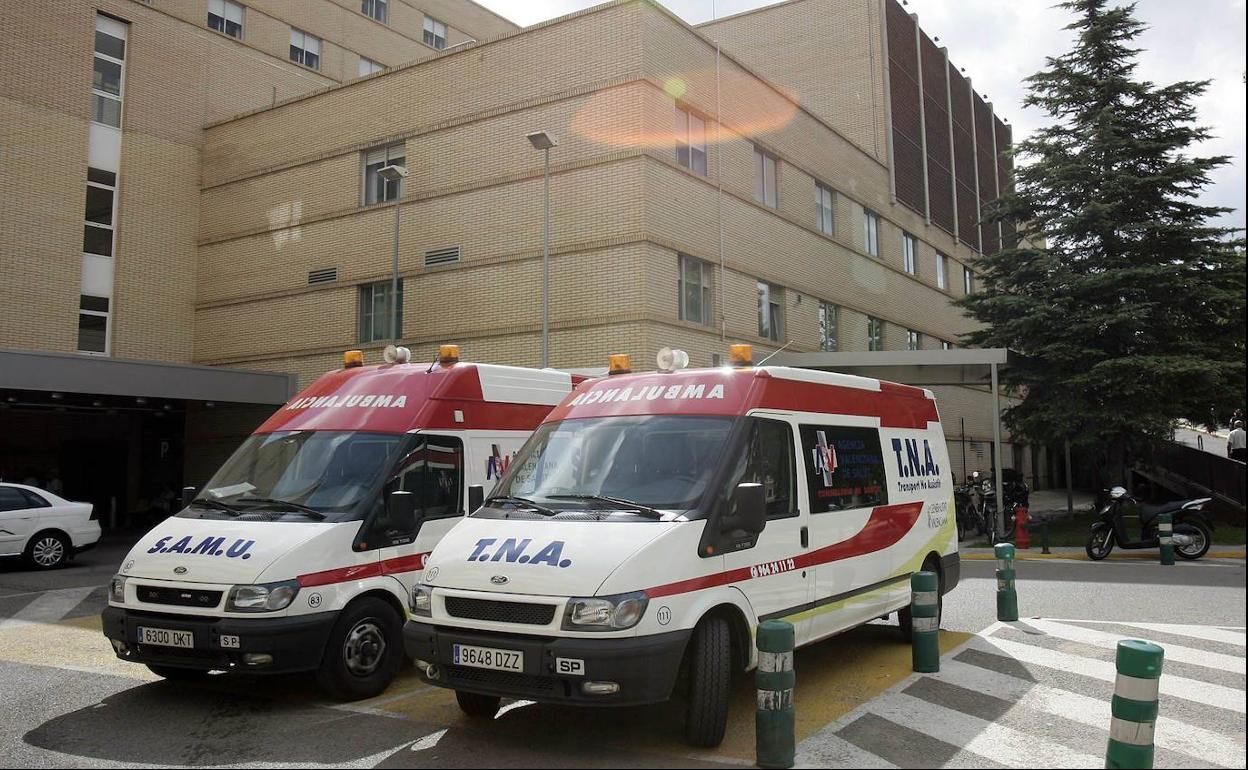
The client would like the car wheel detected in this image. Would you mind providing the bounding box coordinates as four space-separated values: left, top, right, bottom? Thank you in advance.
455 690 501 718
683 616 731 747
315 597 403 701
147 665 210 681
899 556 943 643
26 532 70 570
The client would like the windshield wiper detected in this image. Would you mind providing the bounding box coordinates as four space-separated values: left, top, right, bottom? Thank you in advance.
485 495 559 517
189 498 243 517
547 494 665 520
236 497 327 520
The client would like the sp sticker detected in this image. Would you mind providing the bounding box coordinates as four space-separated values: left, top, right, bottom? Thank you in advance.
555 658 585 676
467 538 572 568
219 635 240 649
147 535 255 560
308 593 322 609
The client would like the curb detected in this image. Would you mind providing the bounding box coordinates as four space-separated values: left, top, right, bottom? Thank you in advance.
961 551 1245 561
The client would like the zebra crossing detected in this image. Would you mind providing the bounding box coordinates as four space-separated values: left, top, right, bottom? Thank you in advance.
796 618 1247 769
0 584 107 630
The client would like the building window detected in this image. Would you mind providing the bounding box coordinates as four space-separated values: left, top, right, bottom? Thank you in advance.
757 281 783 341
92 15 127 128
753 146 777 208
358 57 384 77
361 0 387 24
208 0 244 39
674 106 707 175
678 254 713 326
906 329 921 351
423 16 447 49
936 252 949 290
816 184 835 236
363 144 405 205
83 172 117 257
863 209 880 257
964 266 975 295
902 232 917 275
359 281 403 342
78 295 110 354
290 29 321 70
818 302 838 352
868 316 884 351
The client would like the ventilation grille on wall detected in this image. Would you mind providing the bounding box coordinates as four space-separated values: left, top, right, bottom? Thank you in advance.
424 246 461 267
307 267 338 285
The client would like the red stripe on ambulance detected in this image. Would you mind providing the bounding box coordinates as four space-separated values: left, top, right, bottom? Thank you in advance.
297 552 430 588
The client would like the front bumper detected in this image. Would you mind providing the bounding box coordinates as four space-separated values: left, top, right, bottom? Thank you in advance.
102 606 336 674
403 621 691 707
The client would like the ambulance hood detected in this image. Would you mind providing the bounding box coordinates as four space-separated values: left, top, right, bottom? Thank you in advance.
422 515 683 597
120 516 344 584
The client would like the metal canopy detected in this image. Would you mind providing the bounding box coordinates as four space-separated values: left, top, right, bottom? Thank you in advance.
769 348 1015 534
0 348 297 405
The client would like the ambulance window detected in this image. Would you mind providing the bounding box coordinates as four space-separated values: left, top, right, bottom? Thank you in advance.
727 418 796 519
387 435 463 519
799 425 888 513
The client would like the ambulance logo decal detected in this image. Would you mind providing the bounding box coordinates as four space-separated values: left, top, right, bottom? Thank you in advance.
486 444 514 480
889 438 944 494
468 538 572 568
812 431 839 485
147 535 255 560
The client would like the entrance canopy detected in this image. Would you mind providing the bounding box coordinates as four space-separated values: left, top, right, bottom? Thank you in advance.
0 348 297 405
770 348 1016 532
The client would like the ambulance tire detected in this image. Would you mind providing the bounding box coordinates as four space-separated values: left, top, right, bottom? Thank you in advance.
898 556 942 643
455 690 502 718
684 616 731 748
146 665 210 681
315 597 403 701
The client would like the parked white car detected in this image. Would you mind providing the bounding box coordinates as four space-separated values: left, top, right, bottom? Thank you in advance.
0 483 101 569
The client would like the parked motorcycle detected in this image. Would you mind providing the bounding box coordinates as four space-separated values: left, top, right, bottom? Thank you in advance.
1085 486 1214 561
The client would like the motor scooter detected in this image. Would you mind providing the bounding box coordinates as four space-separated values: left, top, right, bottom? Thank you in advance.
1085 486 1214 560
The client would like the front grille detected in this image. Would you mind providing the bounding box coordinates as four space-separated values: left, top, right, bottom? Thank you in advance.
446 665 558 694
444 596 557 625
135 585 223 608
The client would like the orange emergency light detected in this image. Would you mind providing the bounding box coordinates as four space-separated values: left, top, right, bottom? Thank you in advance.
438 344 461 365
344 350 365 368
608 354 632 375
729 344 753 367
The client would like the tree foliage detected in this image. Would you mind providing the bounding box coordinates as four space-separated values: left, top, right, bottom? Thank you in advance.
960 0 1246 478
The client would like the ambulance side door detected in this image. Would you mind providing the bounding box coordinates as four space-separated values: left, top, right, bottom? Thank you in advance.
722 414 814 645
376 432 468 597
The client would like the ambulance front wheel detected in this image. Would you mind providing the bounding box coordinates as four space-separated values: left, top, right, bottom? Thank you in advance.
455 690 501 718
316 597 404 701
683 616 731 748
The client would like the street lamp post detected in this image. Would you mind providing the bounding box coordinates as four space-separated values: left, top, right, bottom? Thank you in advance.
526 131 558 369
377 164 410 344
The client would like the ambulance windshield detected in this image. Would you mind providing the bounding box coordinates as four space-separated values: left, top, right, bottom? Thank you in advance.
190 430 404 522
491 415 735 513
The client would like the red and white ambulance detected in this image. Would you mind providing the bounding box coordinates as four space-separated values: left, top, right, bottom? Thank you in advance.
103 345 576 700
404 345 960 746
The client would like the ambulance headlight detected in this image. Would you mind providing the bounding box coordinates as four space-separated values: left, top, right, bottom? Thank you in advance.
411 585 433 617
109 574 128 603
226 580 300 612
562 591 648 631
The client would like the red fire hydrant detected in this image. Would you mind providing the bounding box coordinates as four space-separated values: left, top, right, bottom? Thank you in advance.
1015 507 1030 549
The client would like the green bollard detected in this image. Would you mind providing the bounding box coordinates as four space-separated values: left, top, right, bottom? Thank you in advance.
910 570 941 673
1158 513 1175 566
756 620 795 769
995 542 1019 622
1106 639 1164 769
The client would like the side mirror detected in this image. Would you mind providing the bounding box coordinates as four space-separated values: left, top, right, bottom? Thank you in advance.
467 484 485 513
383 490 418 533
724 482 767 535
181 486 197 508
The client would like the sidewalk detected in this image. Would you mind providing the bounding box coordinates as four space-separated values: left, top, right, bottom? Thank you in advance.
961 545 1246 561
1026 488 1095 517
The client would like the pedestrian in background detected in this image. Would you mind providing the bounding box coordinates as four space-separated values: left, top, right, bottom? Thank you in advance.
1229 420 1247 463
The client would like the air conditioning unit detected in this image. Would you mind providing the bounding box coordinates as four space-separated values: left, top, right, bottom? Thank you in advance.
424 246 460 267
307 267 338 285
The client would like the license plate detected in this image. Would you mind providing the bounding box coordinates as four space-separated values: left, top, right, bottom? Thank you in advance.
138 626 194 649
452 644 523 672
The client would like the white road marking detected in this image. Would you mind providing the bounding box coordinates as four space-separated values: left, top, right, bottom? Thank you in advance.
1023 618 1246 674
410 728 447 751
0 586 97 631
863 691 1103 768
1067 620 1247 647
932 658 1245 767
971 636 1246 714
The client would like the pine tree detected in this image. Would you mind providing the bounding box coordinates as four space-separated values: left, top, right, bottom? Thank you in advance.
961 0 1246 482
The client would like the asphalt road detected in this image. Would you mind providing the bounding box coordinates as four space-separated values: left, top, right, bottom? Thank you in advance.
0 538 1243 768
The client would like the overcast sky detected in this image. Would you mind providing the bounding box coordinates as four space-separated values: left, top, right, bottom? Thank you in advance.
477 0 1246 229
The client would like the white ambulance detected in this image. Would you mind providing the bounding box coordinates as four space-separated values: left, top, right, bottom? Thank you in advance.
103 345 576 700
404 346 960 746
